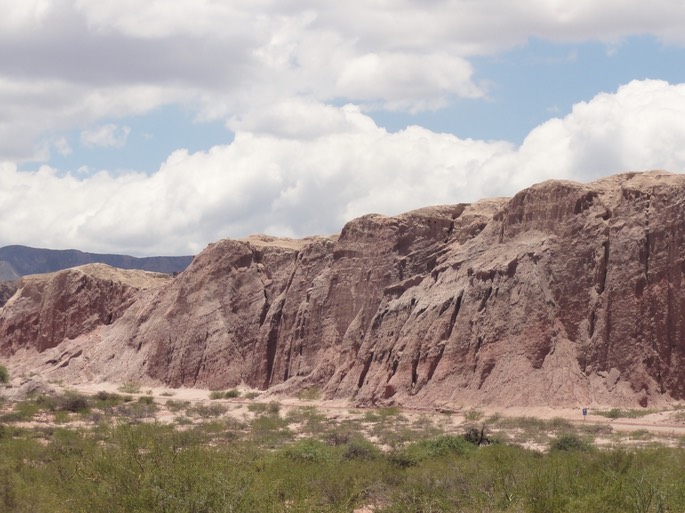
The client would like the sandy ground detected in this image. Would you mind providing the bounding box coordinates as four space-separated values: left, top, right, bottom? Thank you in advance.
58 382 685 439
3 379 685 443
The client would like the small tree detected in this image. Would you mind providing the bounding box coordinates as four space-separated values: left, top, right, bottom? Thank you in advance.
0 364 8 384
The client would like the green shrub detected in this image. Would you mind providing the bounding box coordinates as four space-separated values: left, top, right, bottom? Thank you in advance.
0 364 8 384
8 401 41 421
601 408 623 419
57 392 91 413
342 439 380 461
323 427 354 446
247 401 280 415
250 413 292 446
209 389 240 399
165 399 190 412
187 403 227 418
115 400 158 421
282 439 332 463
596 408 653 419
392 434 474 467
417 434 474 457
93 391 124 409
550 433 592 452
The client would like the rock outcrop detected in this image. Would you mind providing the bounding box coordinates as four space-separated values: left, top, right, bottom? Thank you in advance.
0 264 171 356
3 171 685 408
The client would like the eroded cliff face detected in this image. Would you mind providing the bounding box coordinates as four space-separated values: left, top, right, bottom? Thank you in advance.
4 171 685 408
0 264 171 358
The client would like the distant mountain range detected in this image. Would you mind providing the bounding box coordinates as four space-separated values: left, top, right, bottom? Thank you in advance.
0 245 193 279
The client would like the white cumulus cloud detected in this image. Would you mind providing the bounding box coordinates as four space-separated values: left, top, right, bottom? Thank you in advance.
1 80 684 256
2 0 685 163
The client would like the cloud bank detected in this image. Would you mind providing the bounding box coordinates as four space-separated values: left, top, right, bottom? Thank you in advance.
2 80 684 255
2 0 685 162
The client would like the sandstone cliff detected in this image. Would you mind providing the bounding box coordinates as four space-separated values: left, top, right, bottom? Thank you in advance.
0 264 171 360
3 171 685 408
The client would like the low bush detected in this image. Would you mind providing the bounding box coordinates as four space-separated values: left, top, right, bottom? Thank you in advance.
392 434 475 468
57 392 90 413
416 434 474 457
93 391 124 408
282 439 332 463
342 438 380 461
115 400 158 421
165 399 190 413
550 433 592 452
209 389 241 399
247 401 280 415
596 408 654 419
117 381 141 394
0 364 8 384
188 403 228 418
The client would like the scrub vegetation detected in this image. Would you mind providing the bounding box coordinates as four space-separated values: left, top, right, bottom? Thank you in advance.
1 389 685 512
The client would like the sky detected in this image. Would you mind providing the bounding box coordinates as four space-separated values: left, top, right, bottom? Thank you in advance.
2 1 685 256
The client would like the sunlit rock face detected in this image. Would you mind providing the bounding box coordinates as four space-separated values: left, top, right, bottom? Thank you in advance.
4 171 685 408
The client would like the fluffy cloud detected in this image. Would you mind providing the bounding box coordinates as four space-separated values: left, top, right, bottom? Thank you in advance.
2 1 685 162
2 2 685 255
1 80 684 256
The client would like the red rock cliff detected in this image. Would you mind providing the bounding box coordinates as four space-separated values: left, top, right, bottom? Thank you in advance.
4 171 685 408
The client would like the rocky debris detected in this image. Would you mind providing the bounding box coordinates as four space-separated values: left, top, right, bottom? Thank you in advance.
0 378 57 402
3 170 685 409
